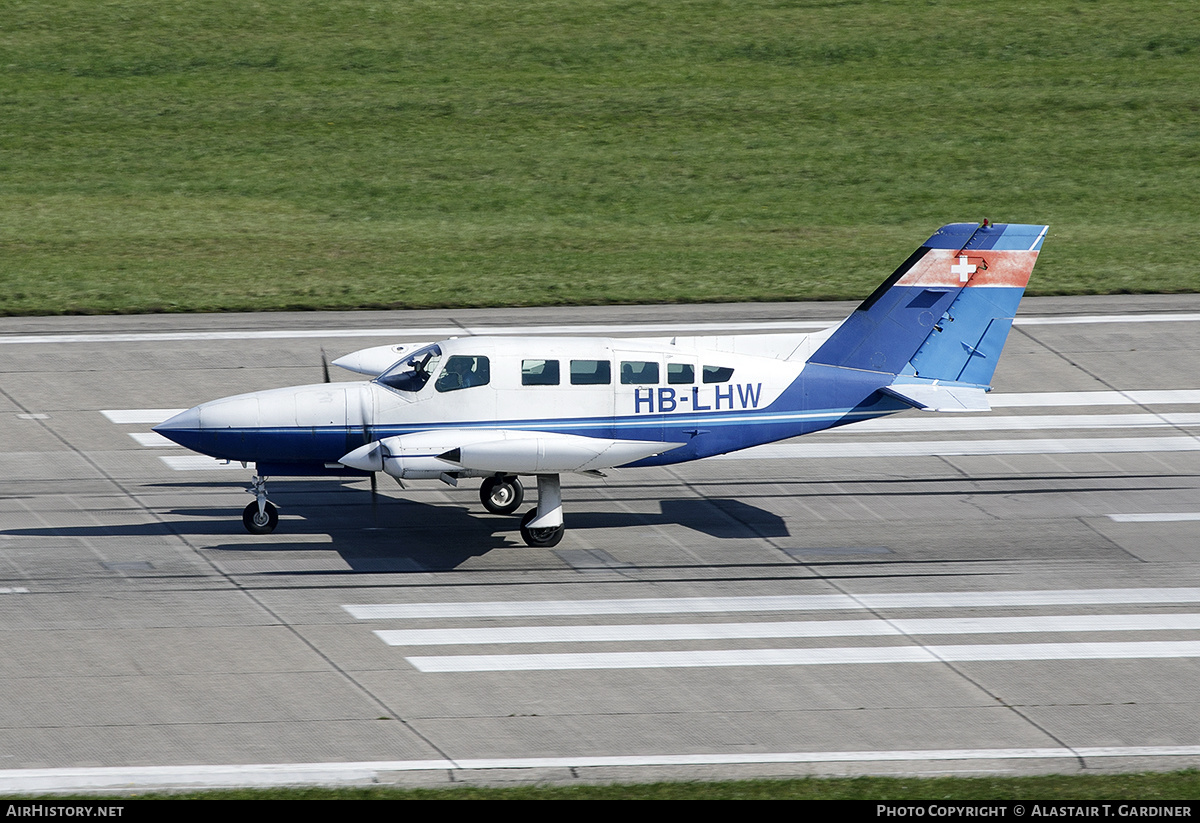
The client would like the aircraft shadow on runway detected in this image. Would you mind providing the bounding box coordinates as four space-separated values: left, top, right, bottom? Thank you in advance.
0 481 788 573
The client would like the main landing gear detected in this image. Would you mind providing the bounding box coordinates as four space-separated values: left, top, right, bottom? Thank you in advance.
479 475 524 515
480 474 562 547
517 474 564 548
242 475 279 535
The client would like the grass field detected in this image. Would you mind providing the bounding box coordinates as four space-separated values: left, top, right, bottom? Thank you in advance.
1 1 1198 315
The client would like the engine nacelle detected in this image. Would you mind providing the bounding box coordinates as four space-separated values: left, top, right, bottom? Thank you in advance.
339 430 683 478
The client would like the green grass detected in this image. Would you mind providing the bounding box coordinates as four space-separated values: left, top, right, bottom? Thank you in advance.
1 0 1198 315
10 771 1200 800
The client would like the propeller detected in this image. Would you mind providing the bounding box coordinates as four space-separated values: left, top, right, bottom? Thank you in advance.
320 347 331 383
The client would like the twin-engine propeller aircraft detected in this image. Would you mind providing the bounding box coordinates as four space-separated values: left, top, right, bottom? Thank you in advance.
155 221 1047 547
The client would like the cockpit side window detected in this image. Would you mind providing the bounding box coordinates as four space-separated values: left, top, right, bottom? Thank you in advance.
375 344 442 393
436 355 491 392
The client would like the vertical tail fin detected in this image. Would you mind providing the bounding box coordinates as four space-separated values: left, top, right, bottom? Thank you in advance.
811 222 1047 388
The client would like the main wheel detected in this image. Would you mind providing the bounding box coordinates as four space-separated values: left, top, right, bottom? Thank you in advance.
480 476 524 515
242 500 279 535
519 508 564 548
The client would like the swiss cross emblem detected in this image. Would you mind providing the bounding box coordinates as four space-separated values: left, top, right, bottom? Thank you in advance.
950 255 977 283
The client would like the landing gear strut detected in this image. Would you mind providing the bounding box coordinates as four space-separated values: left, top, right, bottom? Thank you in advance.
519 474 564 547
242 475 279 534
480 475 524 515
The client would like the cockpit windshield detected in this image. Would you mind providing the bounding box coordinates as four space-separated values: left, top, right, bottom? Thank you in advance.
375 344 442 393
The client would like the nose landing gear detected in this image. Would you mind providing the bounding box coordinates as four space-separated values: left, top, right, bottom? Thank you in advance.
242 475 279 534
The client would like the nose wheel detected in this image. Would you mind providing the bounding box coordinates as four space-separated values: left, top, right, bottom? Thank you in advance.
480 475 524 515
242 475 278 534
242 500 279 534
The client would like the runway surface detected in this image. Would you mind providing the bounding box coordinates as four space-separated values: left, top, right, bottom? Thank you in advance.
1 294 1199 792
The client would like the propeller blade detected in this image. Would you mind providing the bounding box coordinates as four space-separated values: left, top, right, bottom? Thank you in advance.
320 347 331 383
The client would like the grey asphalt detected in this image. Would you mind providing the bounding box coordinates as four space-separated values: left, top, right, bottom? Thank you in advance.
1 294 1199 791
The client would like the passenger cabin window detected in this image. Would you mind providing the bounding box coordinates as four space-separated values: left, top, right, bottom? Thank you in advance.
570 359 611 385
522 359 560 386
703 365 735 383
435 355 490 392
667 362 694 384
620 361 659 385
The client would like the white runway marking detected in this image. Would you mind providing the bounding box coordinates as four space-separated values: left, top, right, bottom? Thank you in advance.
344 588 1200 620
406 640 1200 672
375 613 1200 647
129 432 176 447
101 408 184 424
991 390 1200 407
848 413 1200 434
1109 513 1200 522
159 455 243 471
8 311 1200 347
718 436 1200 460
1017 313 1200 326
5 746 1200 791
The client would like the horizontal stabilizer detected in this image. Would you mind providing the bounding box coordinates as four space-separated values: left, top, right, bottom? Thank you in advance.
882 383 991 413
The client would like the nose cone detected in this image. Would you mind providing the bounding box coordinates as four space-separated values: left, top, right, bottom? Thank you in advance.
150 393 263 459
152 406 203 450
150 384 366 465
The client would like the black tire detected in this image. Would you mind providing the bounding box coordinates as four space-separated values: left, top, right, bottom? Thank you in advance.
519 508 564 548
480 476 524 515
242 500 279 535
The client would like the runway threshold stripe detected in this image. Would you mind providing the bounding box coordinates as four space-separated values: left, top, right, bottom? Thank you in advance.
846 413 1200 434
1109 513 1200 522
374 613 1200 646
406 641 1200 672
717 436 1200 460
129 432 176 447
101 408 184 424
344 587 1200 620
159 455 244 471
991 390 1200 407
5 746 1200 790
